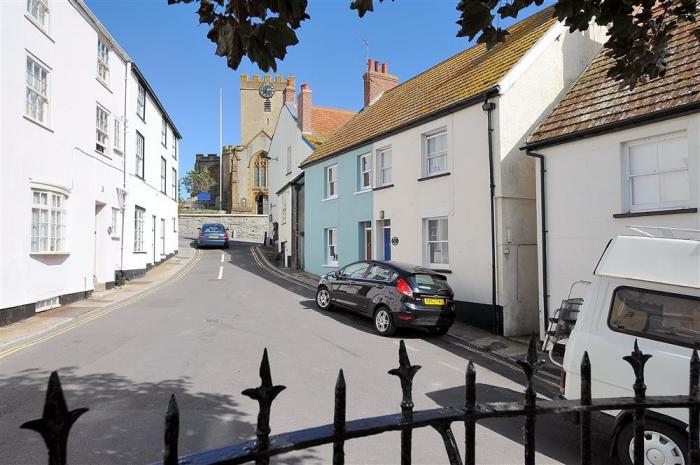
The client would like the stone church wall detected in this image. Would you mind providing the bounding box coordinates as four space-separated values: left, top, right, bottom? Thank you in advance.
179 213 268 242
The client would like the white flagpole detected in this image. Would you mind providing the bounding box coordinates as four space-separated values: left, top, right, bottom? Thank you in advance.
219 88 223 212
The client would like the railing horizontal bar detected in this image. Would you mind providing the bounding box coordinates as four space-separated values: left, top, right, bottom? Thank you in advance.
157 395 698 465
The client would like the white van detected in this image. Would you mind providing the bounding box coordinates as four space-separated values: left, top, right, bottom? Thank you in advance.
561 231 700 465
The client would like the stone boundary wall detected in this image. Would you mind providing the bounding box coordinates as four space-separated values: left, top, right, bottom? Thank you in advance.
179 214 268 242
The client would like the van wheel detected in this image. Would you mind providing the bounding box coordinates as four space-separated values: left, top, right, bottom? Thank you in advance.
374 307 396 336
616 419 688 465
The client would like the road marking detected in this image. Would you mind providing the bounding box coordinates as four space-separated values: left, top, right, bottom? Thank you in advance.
220 253 225 263
218 265 223 280
250 246 315 291
0 248 202 361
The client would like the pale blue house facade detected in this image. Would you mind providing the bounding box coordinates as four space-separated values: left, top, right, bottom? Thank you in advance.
303 144 374 276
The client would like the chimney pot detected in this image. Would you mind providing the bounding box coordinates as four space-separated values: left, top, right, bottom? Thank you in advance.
374 61 381 72
382 63 388 74
367 59 374 72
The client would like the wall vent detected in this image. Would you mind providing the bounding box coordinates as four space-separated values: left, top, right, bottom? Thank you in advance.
35 297 60 313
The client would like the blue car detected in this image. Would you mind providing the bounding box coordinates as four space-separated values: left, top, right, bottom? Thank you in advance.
197 223 229 248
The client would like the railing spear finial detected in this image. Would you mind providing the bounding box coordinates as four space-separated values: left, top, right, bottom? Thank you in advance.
333 369 346 465
516 333 544 465
623 339 652 465
163 394 179 465
242 348 286 465
389 340 421 465
21 371 88 465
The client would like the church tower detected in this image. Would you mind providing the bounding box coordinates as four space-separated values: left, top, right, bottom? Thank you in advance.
239 74 288 145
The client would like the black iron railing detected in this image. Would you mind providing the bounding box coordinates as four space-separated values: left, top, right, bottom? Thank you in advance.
20 335 700 465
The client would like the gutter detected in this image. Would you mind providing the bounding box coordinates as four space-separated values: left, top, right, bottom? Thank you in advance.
118 62 131 284
524 100 700 150
275 171 305 196
523 151 549 332
482 97 500 334
299 87 501 169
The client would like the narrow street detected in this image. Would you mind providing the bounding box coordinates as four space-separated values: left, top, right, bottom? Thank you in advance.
0 241 611 464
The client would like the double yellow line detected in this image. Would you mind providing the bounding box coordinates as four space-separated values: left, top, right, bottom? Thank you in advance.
0 249 202 361
249 246 315 291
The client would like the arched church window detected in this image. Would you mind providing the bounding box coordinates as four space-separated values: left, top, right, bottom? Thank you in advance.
253 156 269 189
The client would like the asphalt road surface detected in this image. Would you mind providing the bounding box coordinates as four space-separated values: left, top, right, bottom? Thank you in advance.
0 241 613 464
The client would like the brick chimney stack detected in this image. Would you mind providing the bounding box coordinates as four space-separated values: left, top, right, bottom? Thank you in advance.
298 83 312 134
283 76 296 104
363 58 398 107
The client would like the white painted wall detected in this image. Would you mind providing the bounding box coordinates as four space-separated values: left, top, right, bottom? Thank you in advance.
371 25 604 336
0 0 179 313
268 105 313 264
534 115 700 335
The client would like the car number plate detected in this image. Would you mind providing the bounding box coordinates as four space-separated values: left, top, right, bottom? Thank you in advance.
208 235 219 239
423 297 444 306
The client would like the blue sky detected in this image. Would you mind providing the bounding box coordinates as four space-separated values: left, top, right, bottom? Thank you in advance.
85 0 550 179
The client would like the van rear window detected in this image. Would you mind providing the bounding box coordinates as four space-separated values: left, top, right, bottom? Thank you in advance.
608 286 700 348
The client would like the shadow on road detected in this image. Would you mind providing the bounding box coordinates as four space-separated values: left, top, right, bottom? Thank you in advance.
426 383 616 465
0 367 319 464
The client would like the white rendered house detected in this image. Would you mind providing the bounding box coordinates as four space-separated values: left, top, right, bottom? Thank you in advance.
525 16 700 336
0 0 181 324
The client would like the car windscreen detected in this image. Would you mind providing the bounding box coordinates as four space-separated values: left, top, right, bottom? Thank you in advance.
411 274 450 293
202 225 224 233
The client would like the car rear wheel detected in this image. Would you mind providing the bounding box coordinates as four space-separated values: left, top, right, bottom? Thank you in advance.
316 287 333 310
616 419 688 465
374 307 396 336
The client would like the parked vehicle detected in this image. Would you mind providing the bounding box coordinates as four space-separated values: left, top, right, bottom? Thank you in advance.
197 223 229 248
315 260 455 337
558 228 700 465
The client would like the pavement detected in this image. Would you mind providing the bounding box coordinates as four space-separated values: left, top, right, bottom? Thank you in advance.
0 239 612 465
253 245 561 381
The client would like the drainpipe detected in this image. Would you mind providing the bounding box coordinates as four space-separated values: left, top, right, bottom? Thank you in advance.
481 98 499 334
118 62 130 282
524 150 549 331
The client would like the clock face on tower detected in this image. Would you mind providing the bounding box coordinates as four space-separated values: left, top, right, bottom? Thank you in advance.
259 83 275 99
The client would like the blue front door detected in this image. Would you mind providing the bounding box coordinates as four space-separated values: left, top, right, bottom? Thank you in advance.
383 227 391 260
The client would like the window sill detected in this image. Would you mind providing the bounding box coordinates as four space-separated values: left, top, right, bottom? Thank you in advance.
25 14 54 42
373 184 394 191
322 264 339 268
322 196 338 202
23 115 53 133
418 172 450 182
113 148 123 156
354 189 372 195
133 251 147 254
95 150 111 160
111 236 121 241
96 77 112 93
30 251 69 256
137 114 146 124
613 207 697 218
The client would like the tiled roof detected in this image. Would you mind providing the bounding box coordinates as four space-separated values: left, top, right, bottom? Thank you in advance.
311 106 356 141
528 14 700 146
300 7 558 167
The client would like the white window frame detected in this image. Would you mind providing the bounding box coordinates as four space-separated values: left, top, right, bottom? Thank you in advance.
160 157 167 194
171 136 177 159
173 217 177 233
623 132 691 213
26 0 50 31
376 147 392 187
134 207 145 252
26 55 50 125
137 82 146 120
31 188 67 253
423 129 448 176
359 153 372 190
423 217 449 267
96 105 109 154
111 207 121 239
325 164 338 199
161 118 167 147
97 38 110 84
286 145 292 175
282 197 287 224
135 131 145 179
171 168 177 200
114 118 122 153
326 228 338 266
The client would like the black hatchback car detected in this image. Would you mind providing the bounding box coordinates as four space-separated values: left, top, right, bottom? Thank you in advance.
316 260 455 336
